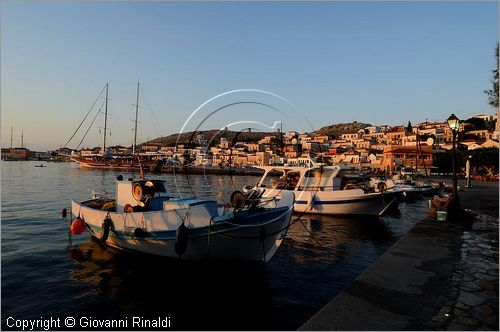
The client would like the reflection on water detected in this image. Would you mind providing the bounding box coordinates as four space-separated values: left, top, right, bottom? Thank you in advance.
67 239 273 330
2 161 428 330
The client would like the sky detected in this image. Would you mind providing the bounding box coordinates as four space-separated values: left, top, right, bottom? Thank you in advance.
1 1 498 151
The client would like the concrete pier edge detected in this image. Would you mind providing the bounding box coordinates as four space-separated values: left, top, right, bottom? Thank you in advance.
299 180 499 331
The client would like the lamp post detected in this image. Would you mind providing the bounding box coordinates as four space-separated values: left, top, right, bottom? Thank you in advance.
447 113 460 206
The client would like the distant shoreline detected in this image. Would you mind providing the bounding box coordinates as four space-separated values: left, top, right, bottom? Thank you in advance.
153 165 264 176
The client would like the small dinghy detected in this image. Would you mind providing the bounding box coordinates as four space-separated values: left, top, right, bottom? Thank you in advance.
70 177 294 262
34 164 46 167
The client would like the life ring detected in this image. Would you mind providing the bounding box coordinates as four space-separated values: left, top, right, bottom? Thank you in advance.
132 182 143 200
377 181 387 192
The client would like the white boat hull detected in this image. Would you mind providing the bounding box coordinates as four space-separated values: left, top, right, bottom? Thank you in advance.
397 185 444 199
264 188 399 216
71 191 294 262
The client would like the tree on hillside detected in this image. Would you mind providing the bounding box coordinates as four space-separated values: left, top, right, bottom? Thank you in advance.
484 43 499 108
406 121 413 134
463 117 487 131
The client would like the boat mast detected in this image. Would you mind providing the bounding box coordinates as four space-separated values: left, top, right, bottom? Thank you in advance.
10 127 13 149
103 83 109 156
132 81 140 155
21 130 24 149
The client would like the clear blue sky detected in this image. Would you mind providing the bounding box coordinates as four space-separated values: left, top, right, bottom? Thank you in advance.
1 1 498 151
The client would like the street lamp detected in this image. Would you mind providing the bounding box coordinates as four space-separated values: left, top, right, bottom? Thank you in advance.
447 113 460 206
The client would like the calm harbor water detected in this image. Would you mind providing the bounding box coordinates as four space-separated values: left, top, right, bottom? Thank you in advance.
1 161 429 330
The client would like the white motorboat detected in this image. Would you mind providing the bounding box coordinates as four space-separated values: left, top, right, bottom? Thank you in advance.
393 170 444 199
70 178 294 262
249 164 400 216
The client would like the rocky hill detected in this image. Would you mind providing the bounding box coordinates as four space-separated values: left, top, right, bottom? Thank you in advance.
143 122 372 147
145 129 277 147
314 121 371 139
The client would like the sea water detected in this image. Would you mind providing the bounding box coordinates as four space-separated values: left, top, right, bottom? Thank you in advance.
1 161 427 330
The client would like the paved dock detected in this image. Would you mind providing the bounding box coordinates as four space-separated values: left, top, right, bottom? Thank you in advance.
300 179 498 331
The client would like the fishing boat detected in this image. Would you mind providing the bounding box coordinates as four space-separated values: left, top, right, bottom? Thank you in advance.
249 163 400 216
393 168 444 199
70 177 294 262
392 134 444 199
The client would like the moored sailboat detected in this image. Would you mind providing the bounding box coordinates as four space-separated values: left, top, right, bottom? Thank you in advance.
70 83 159 170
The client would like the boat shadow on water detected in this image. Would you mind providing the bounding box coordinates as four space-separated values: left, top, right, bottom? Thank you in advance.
67 239 275 330
288 212 400 247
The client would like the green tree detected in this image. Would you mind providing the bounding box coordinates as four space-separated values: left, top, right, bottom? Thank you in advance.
463 117 487 131
406 121 413 133
484 43 499 108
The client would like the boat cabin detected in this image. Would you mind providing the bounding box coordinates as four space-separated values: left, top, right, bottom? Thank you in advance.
257 164 361 191
116 179 174 212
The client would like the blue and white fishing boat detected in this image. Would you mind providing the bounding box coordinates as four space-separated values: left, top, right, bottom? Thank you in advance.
70 178 294 262
251 164 400 216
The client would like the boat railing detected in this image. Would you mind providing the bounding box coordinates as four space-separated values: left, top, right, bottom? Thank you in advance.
297 185 337 191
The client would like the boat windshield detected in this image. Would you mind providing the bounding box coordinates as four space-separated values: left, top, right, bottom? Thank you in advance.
260 169 285 188
299 168 336 191
259 169 300 190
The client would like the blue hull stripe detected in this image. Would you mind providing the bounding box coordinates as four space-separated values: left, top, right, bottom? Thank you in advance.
295 196 390 205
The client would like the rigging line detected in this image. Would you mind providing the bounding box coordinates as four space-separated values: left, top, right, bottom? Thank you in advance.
76 100 105 150
63 84 106 148
138 84 163 138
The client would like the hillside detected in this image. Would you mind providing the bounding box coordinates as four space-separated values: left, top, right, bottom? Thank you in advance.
314 121 371 138
143 122 372 147
145 129 277 147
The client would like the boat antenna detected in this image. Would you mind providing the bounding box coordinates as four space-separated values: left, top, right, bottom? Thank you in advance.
280 121 283 155
415 129 419 180
416 128 430 179
132 81 140 155
137 155 144 179
102 83 109 157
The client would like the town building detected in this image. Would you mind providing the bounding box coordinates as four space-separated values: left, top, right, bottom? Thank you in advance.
380 145 433 173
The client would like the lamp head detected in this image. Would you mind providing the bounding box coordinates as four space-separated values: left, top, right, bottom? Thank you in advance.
447 114 460 132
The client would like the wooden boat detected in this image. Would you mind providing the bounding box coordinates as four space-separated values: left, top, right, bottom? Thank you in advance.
68 82 159 170
70 178 294 262
250 164 400 216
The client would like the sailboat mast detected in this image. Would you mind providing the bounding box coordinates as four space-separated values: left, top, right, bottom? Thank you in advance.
10 127 13 149
133 82 139 155
21 130 24 149
103 83 109 156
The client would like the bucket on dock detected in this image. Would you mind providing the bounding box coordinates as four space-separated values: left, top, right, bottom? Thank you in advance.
436 210 448 222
